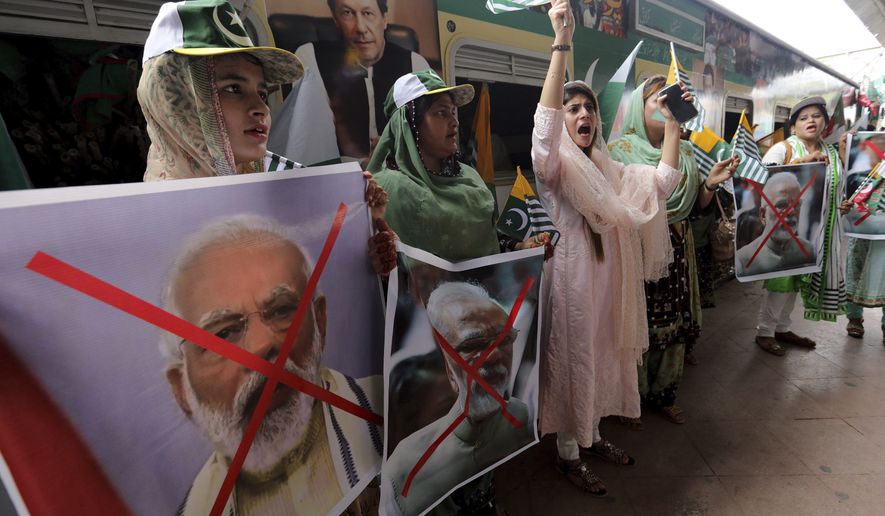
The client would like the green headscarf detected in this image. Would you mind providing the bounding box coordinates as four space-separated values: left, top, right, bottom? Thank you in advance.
608 80 700 224
367 71 498 262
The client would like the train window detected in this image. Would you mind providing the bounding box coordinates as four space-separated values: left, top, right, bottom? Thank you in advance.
723 94 753 140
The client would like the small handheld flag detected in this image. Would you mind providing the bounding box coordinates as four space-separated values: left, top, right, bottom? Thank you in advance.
665 42 705 133
689 125 734 194
497 167 560 246
598 41 643 141
485 0 550 14
730 110 768 184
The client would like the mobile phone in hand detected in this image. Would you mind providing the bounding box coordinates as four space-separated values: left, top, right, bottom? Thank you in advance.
658 83 698 124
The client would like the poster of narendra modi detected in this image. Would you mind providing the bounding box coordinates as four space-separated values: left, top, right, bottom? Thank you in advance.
0 163 384 516
380 243 543 516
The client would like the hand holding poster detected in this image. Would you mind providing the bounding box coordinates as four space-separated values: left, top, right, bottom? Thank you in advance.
381 243 543 515
843 132 885 239
0 164 384 515
733 163 827 282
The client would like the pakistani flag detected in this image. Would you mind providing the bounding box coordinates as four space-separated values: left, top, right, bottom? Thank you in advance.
689 125 733 194
497 167 560 246
485 0 549 13
666 42 705 133
730 109 768 184
823 95 846 145
598 41 643 141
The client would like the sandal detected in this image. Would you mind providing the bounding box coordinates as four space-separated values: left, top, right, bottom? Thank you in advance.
618 416 644 431
756 336 786 356
582 439 636 466
555 456 607 497
775 331 817 349
846 318 865 338
684 352 699 366
660 405 685 424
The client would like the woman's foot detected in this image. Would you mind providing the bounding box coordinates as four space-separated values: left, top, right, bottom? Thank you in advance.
660 404 685 424
555 456 607 497
684 352 699 366
618 416 644 431
847 318 865 338
775 331 817 348
756 336 786 356
582 439 636 466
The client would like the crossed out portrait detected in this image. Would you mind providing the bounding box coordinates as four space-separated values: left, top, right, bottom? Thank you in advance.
380 243 543 516
843 131 885 239
0 164 384 515
733 162 827 281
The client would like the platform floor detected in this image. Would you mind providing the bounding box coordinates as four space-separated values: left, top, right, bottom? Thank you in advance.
496 279 885 516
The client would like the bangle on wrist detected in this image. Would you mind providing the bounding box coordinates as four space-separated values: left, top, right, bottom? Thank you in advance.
551 44 571 52
703 180 718 192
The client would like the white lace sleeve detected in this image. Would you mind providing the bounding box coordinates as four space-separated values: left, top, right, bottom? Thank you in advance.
654 161 681 198
531 104 564 183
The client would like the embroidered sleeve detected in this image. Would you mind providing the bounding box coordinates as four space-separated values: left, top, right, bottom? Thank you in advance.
531 104 564 183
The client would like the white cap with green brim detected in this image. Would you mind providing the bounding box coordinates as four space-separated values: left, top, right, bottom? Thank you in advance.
143 0 303 85
386 69 475 118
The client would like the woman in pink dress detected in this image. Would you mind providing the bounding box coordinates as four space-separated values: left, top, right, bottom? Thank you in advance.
533 0 735 496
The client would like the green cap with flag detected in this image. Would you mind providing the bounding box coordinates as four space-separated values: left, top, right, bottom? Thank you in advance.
384 69 474 119
143 0 303 85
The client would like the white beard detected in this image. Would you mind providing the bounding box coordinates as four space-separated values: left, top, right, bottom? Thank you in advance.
453 362 509 422
183 343 322 476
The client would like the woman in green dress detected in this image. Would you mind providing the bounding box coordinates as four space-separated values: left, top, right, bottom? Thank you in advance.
609 75 736 425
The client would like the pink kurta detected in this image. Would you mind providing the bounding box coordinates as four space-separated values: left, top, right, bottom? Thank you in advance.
532 105 679 446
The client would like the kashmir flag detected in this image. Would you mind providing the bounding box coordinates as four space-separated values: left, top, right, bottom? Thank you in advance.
471 83 495 186
689 125 734 194
730 109 768 184
263 150 302 171
485 0 549 13
665 42 705 132
690 126 730 178
497 167 560 245
756 127 784 157
598 41 643 141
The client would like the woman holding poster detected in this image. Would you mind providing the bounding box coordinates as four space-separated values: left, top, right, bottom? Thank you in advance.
369 68 546 514
754 97 848 356
608 77 735 425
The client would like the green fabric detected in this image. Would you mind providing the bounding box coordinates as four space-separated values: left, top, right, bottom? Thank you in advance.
690 211 714 248
608 83 700 223
846 239 885 307
763 276 800 292
368 104 498 262
638 343 685 408
0 112 30 190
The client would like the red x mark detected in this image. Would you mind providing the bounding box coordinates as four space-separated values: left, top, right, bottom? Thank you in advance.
25 203 383 516
862 140 885 161
400 277 535 498
744 174 817 269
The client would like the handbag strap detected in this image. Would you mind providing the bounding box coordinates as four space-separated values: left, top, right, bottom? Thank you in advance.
714 191 728 219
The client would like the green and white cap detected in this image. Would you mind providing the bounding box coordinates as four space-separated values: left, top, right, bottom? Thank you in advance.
384 69 475 119
143 0 303 85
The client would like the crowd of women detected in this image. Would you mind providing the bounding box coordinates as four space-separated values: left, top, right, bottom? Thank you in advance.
136 0 885 511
